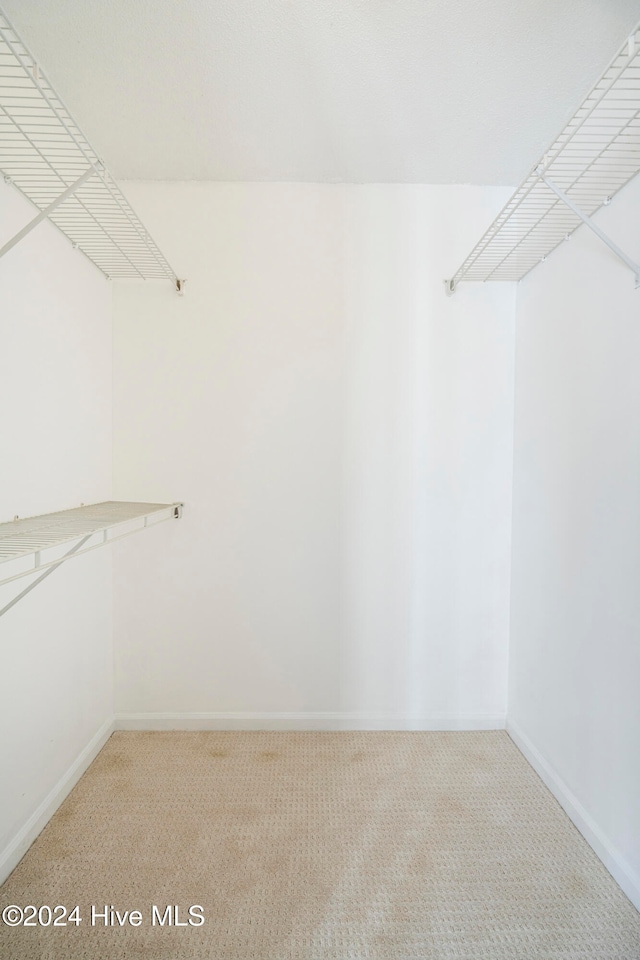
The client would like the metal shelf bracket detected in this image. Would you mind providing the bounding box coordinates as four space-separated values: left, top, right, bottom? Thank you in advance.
541 174 640 288
0 167 95 261
0 534 91 619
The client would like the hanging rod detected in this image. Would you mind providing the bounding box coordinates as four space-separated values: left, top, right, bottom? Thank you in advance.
445 21 640 294
0 6 184 293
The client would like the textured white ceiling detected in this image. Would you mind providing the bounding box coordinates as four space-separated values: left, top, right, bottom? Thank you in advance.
3 0 640 183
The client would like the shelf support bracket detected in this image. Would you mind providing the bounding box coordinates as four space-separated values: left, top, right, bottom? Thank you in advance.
541 175 640 288
0 167 95 261
0 534 92 620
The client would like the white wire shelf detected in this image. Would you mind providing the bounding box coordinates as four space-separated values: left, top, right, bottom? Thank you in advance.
446 22 640 291
0 501 183 589
0 7 181 289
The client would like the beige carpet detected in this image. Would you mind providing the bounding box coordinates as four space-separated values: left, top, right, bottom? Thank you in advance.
1 731 639 959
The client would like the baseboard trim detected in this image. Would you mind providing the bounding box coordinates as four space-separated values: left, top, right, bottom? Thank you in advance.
0 717 114 886
115 712 506 731
507 718 640 912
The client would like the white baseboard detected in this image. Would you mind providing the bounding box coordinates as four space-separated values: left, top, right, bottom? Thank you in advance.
0 717 114 886
507 719 640 912
115 711 506 731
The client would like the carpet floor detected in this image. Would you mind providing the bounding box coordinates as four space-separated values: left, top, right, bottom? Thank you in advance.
1 730 639 959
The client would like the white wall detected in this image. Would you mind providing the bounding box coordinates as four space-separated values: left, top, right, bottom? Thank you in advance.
0 179 113 880
509 173 640 908
112 182 515 727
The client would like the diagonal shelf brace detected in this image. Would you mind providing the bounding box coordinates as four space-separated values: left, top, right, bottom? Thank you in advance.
0 167 95 260
0 534 92 619
541 175 640 289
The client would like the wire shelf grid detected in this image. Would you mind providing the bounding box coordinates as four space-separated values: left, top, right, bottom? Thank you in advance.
0 501 183 587
449 24 640 288
0 8 178 284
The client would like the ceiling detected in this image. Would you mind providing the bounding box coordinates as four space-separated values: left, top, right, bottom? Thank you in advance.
2 0 639 184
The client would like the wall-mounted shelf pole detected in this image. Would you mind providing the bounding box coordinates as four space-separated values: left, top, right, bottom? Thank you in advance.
0 167 95 260
541 174 640 288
